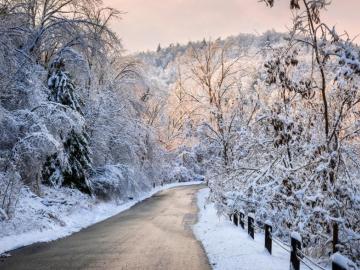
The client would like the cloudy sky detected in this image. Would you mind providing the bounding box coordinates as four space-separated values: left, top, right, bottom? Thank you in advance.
104 0 360 53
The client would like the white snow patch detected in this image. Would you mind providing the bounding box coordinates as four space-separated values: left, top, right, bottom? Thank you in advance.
0 181 203 255
193 188 309 270
265 220 272 226
291 231 302 242
332 252 358 270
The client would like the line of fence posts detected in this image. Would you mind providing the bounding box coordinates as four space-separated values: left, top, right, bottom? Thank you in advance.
229 211 354 270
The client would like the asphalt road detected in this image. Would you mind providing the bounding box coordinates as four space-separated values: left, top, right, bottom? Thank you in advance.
0 185 211 270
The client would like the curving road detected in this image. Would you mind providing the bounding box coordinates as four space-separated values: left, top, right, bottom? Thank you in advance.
0 185 211 270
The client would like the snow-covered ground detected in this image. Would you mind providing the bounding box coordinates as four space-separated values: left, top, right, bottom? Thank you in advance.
0 181 202 255
193 188 309 270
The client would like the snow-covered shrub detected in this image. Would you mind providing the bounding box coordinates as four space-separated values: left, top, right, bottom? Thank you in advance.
0 109 22 154
89 164 151 202
12 131 58 189
161 148 205 183
178 150 204 175
0 167 21 219
168 166 195 183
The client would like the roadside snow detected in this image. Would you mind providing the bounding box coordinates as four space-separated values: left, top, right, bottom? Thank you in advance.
0 181 202 255
193 188 306 270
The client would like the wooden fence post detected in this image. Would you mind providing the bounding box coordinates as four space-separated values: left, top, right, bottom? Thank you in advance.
233 213 239 226
264 221 272 254
332 261 347 270
333 223 339 254
248 214 254 239
239 212 245 229
290 232 302 270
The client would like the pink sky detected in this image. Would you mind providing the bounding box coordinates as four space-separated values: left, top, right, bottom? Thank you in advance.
104 0 360 53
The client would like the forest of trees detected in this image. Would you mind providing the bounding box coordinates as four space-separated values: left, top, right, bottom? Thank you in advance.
0 0 359 266
139 0 360 264
0 0 180 218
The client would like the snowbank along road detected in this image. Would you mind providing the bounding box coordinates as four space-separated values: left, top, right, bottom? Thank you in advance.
0 185 211 270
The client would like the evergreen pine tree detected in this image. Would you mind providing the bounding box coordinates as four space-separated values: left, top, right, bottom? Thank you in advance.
156 43 162 52
42 58 92 194
47 59 83 114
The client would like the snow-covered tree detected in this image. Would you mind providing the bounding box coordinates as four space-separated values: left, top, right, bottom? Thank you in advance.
42 59 92 193
173 39 244 168
48 58 83 113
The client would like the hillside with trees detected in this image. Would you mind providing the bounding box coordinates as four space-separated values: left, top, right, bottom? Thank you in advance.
137 1 360 264
0 0 177 242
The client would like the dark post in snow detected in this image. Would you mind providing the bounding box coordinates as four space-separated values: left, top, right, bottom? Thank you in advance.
333 223 339 253
233 213 238 226
332 261 347 270
239 212 245 229
248 214 254 239
290 232 301 270
229 213 232 222
264 221 272 254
